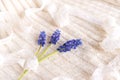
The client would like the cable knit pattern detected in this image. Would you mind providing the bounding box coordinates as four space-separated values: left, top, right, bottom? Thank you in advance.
0 0 120 80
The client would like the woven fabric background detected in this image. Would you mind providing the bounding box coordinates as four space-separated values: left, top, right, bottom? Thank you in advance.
0 0 120 80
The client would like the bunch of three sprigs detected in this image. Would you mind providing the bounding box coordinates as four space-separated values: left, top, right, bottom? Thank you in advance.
18 30 82 80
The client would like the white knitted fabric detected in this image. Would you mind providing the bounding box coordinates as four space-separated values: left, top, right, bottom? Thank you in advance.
0 0 120 80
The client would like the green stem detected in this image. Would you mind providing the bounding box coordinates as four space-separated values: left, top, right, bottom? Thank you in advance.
18 69 28 80
38 51 58 63
18 45 56 80
38 44 52 60
35 45 42 56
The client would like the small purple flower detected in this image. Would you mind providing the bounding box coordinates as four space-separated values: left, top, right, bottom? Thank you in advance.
49 30 61 45
57 39 82 52
38 31 46 47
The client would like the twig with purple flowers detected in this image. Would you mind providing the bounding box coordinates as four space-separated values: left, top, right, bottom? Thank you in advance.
35 31 46 56
38 30 60 60
18 29 82 80
38 39 82 62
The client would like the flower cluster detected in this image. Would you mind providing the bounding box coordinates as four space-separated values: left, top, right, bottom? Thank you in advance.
18 29 82 80
38 29 82 53
57 39 82 52
38 31 46 47
49 30 61 45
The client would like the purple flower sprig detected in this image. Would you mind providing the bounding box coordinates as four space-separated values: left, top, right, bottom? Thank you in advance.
38 31 46 47
49 29 61 45
37 30 61 60
38 39 82 62
29 29 82 64
18 29 83 80
57 39 82 52
35 31 46 56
